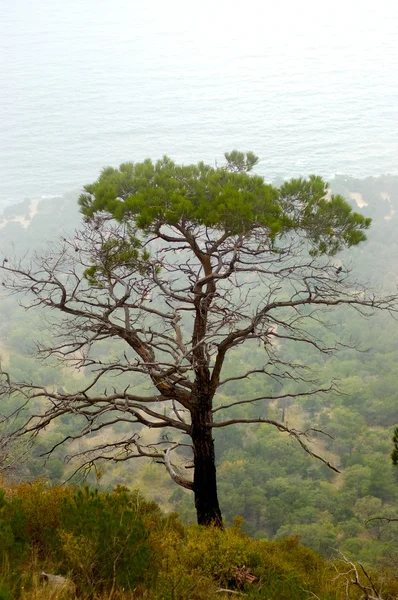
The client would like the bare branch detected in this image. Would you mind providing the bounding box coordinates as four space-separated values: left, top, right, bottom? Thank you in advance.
213 385 336 414
212 417 340 472
333 550 385 600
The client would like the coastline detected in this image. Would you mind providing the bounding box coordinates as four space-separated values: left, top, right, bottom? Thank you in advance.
0 199 39 231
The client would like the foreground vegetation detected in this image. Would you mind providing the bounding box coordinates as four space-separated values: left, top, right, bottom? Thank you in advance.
1 481 398 600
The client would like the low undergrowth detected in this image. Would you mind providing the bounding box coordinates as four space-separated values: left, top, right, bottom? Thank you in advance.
0 480 397 600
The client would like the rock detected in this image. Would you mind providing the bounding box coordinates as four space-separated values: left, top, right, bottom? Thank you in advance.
40 572 76 595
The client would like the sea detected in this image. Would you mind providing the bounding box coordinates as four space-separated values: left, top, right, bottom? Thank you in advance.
1 0 398 212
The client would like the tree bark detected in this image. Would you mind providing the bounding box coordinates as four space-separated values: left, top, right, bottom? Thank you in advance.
191 404 223 527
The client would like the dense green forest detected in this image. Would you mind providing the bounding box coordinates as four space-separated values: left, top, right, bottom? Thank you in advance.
1 174 398 587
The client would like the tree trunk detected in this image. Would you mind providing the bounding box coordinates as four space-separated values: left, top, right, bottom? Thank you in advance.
191 405 223 527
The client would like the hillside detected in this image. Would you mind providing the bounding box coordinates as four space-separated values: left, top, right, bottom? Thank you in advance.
1 175 398 573
1 481 398 600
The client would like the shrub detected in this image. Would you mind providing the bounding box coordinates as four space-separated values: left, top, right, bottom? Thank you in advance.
7 480 73 558
0 490 29 567
56 487 151 595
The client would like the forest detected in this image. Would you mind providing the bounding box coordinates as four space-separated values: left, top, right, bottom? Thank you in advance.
1 164 398 599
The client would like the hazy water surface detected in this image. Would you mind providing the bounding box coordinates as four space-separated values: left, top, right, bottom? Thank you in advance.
1 0 398 209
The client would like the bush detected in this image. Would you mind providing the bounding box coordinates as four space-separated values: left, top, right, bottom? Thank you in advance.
56 486 151 595
7 480 73 558
150 521 332 600
0 490 29 567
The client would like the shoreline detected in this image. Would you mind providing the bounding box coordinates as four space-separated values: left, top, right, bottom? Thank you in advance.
0 199 39 231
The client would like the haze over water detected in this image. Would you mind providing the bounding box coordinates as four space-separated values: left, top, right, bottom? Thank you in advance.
1 0 398 210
